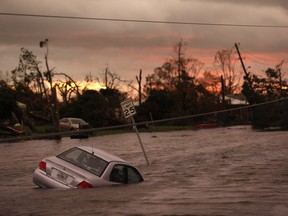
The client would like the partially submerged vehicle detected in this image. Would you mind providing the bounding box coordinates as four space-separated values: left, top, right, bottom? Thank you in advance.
33 146 144 189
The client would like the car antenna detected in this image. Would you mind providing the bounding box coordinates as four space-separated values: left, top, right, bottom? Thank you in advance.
91 143 95 155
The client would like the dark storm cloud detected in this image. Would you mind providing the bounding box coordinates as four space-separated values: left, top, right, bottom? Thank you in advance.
1 0 288 79
193 0 288 10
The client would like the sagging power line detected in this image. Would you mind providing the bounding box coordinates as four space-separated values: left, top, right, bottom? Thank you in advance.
1 12 288 29
1 96 288 143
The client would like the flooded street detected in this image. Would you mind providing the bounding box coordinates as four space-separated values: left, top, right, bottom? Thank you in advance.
1 126 288 215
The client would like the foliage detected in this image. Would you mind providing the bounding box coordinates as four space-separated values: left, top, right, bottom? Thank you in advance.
10 48 52 124
8 45 83 130
60 88 126 127
11 48 49 99
280 101 288 129
242 62 288 129
0 80 16 122
54 73 81 105
198 70 221 95
0 80 36 130
139 89 175 120
140 40 219 125
2 40 288 134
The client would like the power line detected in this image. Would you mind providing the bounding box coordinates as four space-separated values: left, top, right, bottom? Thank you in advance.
1 96 288 143
1 12 288 29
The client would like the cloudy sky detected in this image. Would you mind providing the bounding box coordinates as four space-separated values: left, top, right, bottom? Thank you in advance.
1 0 288 83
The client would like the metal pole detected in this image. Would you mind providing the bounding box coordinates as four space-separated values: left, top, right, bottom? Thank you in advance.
131 117 150 166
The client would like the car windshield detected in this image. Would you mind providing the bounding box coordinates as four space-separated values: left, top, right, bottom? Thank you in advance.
71 119 86 124
57 147 108 177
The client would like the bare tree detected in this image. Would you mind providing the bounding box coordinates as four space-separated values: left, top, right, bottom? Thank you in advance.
11 48 48 100
144 40 204 94
96 66 122 89
84 72 94 84
40 39 54 90
54 72 81 105
214 48 241 94
96 66 137 95
171 40 204 84
198 70 221 95
173 40 187 83
39 39 59 133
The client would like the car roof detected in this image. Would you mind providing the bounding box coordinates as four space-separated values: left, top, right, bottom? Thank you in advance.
78 146 126 163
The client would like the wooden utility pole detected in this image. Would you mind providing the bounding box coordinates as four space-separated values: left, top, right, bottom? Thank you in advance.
136 69 142 105
234 43 252 90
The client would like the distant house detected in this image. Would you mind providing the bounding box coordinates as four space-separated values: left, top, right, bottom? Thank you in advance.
223 94 250 124
224 94 248 105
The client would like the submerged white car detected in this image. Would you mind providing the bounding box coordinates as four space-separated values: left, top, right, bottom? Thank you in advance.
33 146 144 189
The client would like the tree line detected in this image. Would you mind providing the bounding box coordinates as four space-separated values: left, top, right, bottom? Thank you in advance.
0 39 288 134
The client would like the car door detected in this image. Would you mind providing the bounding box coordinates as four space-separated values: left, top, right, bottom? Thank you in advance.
109 164 143 184
60 118 71 131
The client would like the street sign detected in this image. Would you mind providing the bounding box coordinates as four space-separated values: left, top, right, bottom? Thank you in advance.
121 98 136 119
120 98 149 165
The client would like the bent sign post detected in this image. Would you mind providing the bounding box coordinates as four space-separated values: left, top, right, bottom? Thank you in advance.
121 98 149 166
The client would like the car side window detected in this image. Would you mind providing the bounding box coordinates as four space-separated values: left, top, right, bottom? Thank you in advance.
127 166 143 183
61 119 69 123
110 165 143 184
110 165 126 183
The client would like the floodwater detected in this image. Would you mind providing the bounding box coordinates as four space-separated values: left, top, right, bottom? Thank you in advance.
0 126 288 216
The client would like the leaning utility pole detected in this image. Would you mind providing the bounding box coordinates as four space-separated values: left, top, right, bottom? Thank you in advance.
234 43 252 90
136 69 142 105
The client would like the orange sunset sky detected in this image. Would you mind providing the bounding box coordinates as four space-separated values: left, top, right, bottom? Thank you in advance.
1 0 288 84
